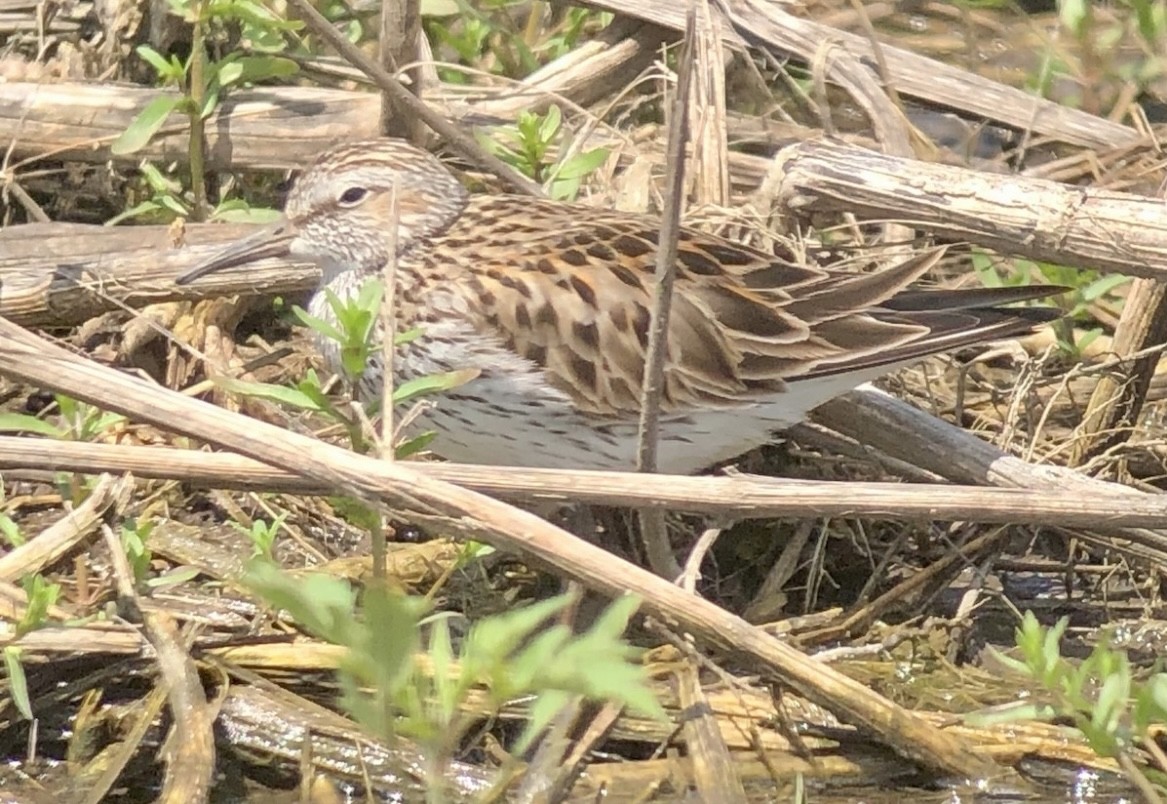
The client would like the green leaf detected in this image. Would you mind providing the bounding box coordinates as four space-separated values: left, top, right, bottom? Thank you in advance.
1014 259 1043 288
513 689 571 755
353 280 385 322
1092 661 1129 735
77 412 126 440
137 45 180 79
1150 673 1167 714
420 0 460 14
340 343 373 379
548 178 580 201
165 0 197 22
325 287 368 332
216 377 330 412
140 162 182 194
1134 674 1167 735
105 200 165 226
394 430 435 459
121 520 154 585
1040 616 1068 682
429 617 457 721
1013 611 1039 661
234 55 298 84
0 516 25 547
1080 274 1130 302
984 647 1030 676
210 203 281 224
456 540 495 565
562 598 664 721
4 648 33 720
1075 327 1103 353
111 96 182 155
217 60 244 86
584 660 664 721
292 305 345 343
199 85 222 120
467 594 571 669
964 700 1058 728
1132 0 1160 43
244 558 358 643
146 565 202 588
970 251 1004 288
1058 0 1089 35
159 194 191 217
538 105 562 146
19 574 59 633
294 371 336 411
588 594 640 640
329 496 382 531
552 148 609 180
0 413 62 437
393 368 479 405
395 327 423 346
357 584 427 693
506 625 572 693
475 130 519 163
54 395 76 421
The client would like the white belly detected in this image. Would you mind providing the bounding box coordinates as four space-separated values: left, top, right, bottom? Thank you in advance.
398 364 894 474
312 294 898 474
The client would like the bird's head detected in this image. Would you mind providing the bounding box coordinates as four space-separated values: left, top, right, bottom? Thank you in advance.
176 138 469 285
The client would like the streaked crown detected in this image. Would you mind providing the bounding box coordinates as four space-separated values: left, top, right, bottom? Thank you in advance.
286 138 470 278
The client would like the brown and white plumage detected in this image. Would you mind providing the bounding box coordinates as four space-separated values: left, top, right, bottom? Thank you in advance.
177 138 1061 473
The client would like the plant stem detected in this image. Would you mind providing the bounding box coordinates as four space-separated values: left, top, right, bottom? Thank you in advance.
187 2 210 222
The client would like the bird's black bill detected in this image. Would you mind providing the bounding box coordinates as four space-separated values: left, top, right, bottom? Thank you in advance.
175 219 296 285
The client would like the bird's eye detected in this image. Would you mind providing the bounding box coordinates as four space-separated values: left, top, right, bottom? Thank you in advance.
338 187 369 206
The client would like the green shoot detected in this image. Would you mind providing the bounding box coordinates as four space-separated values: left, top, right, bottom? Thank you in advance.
970 612 1167 789
479 105 609 200
244 560 666 789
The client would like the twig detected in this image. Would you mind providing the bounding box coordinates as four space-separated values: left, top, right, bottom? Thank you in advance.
95 525 217 804
377 0 423 142
186 6 209 222
1070 278 1167 465
678 524 723 594
372 180 401 583
283 0 543 197
675 645 748 803
1116 751 1165 804
635 4 697 580
379 185 400 460
100 521 140 609
9 438 1167 546
0 176 49 222
79 686 170 804
148 615 216 804
811 385 1167 566
0 473 133 582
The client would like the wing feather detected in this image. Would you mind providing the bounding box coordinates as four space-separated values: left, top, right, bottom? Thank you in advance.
418 196 1058 415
